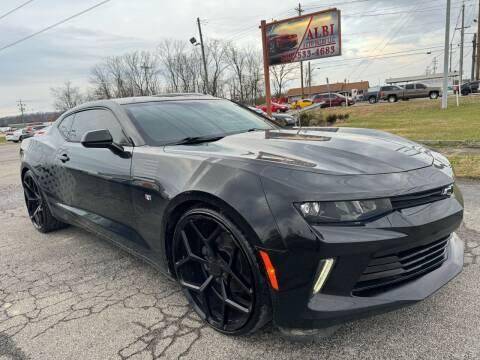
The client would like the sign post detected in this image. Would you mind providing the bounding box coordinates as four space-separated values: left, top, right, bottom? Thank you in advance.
260 9 341 117
260 20 273 117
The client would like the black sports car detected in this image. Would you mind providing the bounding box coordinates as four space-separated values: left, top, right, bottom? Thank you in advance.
20 94 464 336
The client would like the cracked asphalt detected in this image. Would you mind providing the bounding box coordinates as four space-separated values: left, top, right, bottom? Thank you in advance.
0 143 479 360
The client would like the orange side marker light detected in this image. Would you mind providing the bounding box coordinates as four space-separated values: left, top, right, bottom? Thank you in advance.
259 250 279 290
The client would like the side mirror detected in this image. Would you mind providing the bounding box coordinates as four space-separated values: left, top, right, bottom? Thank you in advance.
81 129 113 148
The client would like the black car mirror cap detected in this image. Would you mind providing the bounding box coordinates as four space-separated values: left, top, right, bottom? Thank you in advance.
81 129 113 148
81 129 127 156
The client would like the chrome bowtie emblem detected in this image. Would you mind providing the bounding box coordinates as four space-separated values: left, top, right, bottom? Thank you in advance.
442 185 454 197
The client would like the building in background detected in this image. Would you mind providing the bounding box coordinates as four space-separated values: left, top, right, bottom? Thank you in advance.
286 81 369 102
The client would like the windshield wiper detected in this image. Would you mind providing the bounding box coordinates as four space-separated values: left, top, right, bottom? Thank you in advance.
166 135 225 146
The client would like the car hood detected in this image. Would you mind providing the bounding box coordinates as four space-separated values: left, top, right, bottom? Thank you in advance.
164 128 434 175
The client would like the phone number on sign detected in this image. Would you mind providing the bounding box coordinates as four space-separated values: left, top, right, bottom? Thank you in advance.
295 46 336 60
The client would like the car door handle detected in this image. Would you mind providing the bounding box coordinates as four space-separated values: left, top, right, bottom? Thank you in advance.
58 153 70 163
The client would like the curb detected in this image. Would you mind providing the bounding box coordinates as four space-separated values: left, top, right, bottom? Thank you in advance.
419 140 480 148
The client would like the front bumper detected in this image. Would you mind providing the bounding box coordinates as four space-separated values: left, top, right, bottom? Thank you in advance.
302 233 462 328
271 231 463 330
259 165 463 330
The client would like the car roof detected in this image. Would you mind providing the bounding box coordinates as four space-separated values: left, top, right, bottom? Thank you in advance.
69 93 220 110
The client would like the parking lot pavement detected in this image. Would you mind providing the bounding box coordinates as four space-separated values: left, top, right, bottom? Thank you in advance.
0 143 479 360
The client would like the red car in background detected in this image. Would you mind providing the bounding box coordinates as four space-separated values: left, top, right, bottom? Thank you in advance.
256 102 289 113
312 93 355 107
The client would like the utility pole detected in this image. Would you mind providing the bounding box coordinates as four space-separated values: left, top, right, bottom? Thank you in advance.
197 17 209 94
442 0 451 109
476 0 480 80
472 33 477 81
459 1 465 92
449 43 453 73
295 3 304 98
140 63 151 96
17 100 26 124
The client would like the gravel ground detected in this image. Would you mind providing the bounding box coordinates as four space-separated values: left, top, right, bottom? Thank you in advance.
0 143 479 360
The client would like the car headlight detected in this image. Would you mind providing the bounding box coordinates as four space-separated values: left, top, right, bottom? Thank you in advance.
295 198 393 224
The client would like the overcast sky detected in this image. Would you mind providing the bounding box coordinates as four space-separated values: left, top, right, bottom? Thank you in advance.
0 0 477 116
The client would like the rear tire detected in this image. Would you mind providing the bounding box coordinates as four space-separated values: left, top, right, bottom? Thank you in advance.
172 207 271 335
388 95 397 103
368 97 377 104
429 92 439 100
22 170 68 233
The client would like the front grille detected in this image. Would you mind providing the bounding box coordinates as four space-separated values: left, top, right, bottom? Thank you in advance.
353 236 450 296
391 186 451 210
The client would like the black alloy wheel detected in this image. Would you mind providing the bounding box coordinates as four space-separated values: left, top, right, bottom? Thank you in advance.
22 170 66 233
23 171 45 230
173 208 270 335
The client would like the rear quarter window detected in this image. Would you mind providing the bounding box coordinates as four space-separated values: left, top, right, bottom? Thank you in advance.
58 114 75 140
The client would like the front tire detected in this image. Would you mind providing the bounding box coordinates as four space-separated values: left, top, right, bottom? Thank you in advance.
388 95 397 103
172 207 271 335
22 170 67 233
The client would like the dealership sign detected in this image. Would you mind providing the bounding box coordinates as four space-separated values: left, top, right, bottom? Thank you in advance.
265 9 341 66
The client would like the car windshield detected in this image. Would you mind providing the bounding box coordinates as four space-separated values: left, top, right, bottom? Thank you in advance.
124 99 276 146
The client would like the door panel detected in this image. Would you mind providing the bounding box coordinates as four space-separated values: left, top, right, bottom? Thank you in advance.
415 84 429 98
58 108 145 248
404 84 415 99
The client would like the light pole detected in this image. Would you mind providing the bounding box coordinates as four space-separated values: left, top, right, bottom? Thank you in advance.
190 17 209 94
442 0 451 109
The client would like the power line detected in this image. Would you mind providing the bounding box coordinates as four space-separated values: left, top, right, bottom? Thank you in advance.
0 0 112 53
0 0 36 21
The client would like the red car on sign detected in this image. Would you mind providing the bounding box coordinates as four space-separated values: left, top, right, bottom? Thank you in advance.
257 103 289 113
269 34 298 53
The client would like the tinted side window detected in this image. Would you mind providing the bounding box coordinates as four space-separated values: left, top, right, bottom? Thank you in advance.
405 84 415 90
416 84 427 89
70 109 128 144
58 114 75 139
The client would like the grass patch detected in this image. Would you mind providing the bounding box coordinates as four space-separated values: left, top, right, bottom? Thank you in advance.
0 134 5 144
323 96 480 141
304 97 480 178
447 155 480 179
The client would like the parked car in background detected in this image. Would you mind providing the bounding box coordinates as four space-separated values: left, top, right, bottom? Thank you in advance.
290 99 313 109
0 127 12 133
461 81 479 95
34 125 51 137
248 106 267 116
312 93 355 107
6 128 26 142
5 125 48 142
271 113 296 127
257 102 289 113
379 83 441 103
22 125 48 140
365 86 390 104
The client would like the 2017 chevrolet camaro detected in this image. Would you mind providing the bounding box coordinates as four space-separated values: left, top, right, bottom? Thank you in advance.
20 94 464 336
